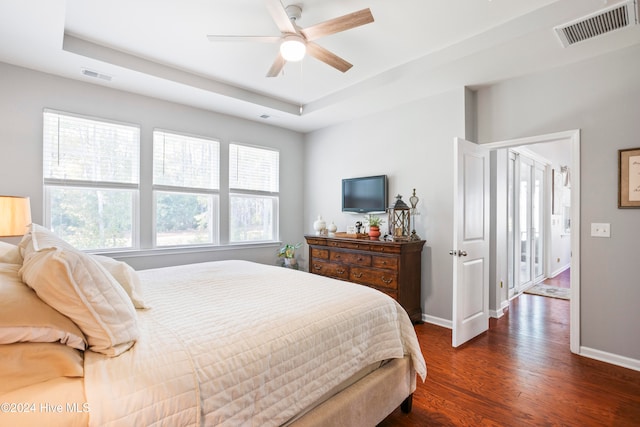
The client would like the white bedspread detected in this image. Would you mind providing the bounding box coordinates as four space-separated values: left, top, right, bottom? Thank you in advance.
84 260 426 426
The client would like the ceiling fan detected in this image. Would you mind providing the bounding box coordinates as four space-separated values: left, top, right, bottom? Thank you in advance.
206 0 374 77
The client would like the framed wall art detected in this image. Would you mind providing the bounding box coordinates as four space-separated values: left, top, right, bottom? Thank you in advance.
618 147 640 208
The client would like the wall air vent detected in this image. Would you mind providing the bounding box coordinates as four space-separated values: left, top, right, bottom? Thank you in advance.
81 68 113 81
554 0 639 47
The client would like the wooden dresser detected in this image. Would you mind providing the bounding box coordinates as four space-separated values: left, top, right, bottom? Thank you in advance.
304 235 425 323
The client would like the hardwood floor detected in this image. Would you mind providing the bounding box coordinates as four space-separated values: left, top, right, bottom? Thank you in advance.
379 288 640 426
541 268 570 289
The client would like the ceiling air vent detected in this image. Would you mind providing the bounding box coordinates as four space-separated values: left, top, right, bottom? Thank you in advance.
81 68 113 81
554 0 639 47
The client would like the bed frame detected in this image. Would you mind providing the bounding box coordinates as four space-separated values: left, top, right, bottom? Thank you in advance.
290 356 415 426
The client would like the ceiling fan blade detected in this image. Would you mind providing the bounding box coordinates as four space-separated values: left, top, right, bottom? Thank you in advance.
306 42 352 73
265 0 296 34
207 35 281 43
301 8 374 41
266 53 286 77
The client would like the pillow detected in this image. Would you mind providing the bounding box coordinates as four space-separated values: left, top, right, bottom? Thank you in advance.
20 224 147 309
92 255 148 309
0 342 84 394
0 263 86 350
20 248 139 356
0 241 22 265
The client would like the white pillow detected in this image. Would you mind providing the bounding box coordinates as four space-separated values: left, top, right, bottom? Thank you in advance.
20 248 139 356
92 255 148 309
0 242 22 265
20 224 147 309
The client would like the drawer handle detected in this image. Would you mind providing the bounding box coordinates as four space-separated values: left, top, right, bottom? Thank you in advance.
353 272 363 278
357 257 363 261
381 260 387 265
335 254 341 259
337 269 346 275
381 277 393 284
313 264 322 271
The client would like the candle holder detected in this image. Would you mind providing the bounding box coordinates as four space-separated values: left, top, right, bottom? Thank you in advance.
409 188 421 241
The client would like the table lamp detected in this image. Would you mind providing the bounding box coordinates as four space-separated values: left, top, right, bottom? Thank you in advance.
0 196 32 237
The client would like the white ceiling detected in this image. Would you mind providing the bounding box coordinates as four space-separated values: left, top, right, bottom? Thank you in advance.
1 0 639 133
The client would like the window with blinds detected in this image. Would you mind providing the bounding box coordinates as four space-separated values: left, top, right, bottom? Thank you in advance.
42 110 140 250
153 130 220 246
229 143 279 242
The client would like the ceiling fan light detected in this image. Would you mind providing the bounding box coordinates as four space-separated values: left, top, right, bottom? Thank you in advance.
280 36 306 62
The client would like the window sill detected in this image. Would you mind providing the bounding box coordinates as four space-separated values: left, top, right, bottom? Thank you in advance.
94 241 281 259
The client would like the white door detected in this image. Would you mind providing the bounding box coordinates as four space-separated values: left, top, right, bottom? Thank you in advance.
452 138 490 347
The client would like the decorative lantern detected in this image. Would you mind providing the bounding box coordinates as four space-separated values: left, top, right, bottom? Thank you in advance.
387 194 411 241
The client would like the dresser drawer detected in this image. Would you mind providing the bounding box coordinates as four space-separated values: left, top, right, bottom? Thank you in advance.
369 245 401 254
311 248 329 259
330 251 371 266
310 259 349 280
327 240 371 251
372 256 398 270
350 267 398 290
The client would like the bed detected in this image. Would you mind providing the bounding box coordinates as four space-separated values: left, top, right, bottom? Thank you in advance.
0 225 426 426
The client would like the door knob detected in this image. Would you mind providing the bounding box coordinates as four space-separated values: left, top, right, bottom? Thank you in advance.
449 250 457 256
458 251 468 257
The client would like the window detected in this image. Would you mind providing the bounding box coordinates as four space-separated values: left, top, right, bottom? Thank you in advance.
43 110 140 250
229 143 279 242
153 130 219 246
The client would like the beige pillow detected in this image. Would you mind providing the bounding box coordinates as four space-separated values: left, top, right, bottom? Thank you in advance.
92 255 148 309
20 248 139 356
0 342 84 394
0 263 86 350
0 241 22 265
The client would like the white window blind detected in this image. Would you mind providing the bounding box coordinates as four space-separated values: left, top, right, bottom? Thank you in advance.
153 130 219 190
230 144 279 193
43 110 139 185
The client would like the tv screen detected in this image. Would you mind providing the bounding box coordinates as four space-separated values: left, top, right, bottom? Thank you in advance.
342 175 388 213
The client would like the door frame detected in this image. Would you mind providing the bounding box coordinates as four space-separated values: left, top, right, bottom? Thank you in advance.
483 129 580 354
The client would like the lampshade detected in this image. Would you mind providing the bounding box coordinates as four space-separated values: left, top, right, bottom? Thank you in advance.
280 35 306 62
0 196 32 237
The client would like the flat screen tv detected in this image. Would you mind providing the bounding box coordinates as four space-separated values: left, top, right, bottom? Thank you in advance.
342 175 388 213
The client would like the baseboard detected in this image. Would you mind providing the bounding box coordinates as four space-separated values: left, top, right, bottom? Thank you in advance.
550 263 570 278
422 314 452 329
579 346 640 372
490 300 510 319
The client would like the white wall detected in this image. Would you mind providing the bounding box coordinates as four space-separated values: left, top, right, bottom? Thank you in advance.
0 62 305 270
477 44 640 362
304 88 468 323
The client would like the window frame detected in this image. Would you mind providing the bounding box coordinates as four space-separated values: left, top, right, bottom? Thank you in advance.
152 129 221 248
228 142 280 244
42 109 141 251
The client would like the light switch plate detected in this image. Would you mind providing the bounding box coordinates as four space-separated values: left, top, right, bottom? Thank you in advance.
591 223 611 238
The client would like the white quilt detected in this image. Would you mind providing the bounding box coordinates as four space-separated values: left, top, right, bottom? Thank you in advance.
84 260 426 426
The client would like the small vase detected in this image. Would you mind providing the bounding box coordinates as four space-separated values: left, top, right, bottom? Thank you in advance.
368 225 381 240
284 258 298 269
327 221 337 235
313 215 326 235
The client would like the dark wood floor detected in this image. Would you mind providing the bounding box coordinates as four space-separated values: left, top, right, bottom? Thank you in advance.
379 273 640 426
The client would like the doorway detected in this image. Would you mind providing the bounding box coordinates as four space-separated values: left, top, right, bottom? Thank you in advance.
484 130 580 354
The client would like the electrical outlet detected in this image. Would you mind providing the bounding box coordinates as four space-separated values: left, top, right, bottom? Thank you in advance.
591 223 611 238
